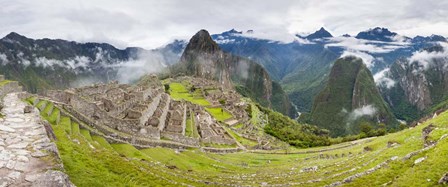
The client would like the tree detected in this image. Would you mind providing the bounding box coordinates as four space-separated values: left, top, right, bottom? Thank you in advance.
164 84 170 93
359 122 373 135
219 99 226 105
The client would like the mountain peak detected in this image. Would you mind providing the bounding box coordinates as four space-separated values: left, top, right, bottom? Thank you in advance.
412 34 447 43
225 29 243 34
2 32 28 41
299 27 333 40
311 56 397 136
183 29 220 55
355 27 399 42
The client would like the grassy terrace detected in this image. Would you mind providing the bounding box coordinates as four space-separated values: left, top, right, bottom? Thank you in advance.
168 82 233 121
185 110 200 138
169 82 211 106
205 107 232 122
28 98 448 186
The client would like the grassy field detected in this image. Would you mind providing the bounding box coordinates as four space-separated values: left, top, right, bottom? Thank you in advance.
168 81 234 122
224 126 258 147
205 107 232 122
169 82 211 106
31 99 448 186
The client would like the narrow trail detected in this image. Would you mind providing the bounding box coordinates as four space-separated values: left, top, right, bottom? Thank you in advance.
0 92 73 187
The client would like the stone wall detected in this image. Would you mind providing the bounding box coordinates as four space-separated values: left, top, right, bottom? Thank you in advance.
201 147 242 153
202 136 236 145
44 90 70 103
161 132 200 146
0 81 22 97
139 93 161 125
157 94 170 131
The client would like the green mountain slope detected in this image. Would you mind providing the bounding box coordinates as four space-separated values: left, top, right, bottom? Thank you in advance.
310 57 398 136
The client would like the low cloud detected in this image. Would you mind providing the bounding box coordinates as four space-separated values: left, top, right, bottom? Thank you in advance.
408 42 448 71
373 68 396 89
113 51 167 83
340 50 375 68
0 53 7 65
325 36 408 54
348 105 378 121
236 60 250 80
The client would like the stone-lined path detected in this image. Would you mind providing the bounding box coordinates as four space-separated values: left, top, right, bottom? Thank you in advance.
0 93 73 187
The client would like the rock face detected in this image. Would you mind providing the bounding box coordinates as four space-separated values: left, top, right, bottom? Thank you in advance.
32 170 75 187
177 30 296 117
379 45 448 121
310 57 397 136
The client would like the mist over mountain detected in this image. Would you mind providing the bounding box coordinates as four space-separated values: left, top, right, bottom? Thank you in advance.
172 29 297 117
0 32 174 92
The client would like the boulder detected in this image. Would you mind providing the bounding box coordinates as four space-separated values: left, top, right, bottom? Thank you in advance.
24 105 34 113
32 170 75 187
422 124 435 147
439 173 448 184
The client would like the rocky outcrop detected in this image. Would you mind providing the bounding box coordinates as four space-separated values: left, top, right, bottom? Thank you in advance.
439 173 448 184
379 45 448 121
176 30 296 117
32 170 75 187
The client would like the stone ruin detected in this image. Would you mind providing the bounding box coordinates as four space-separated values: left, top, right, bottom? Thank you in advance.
0 75 23 97
43 75 236 148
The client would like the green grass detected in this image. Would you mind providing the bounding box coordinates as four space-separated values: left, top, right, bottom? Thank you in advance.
111 144 149 161
49 108 60 124
169 82 211 106
224 127 258 147
31 98 448 186
80 129 93 141
92 135 113 150
72 122 80 134
205 107 232 122
34 100 194 186
185 111 200 138
36 100 46 109
233 123 244 129
0 80 12 87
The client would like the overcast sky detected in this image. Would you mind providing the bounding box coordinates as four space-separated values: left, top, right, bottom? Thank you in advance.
1 0 448 49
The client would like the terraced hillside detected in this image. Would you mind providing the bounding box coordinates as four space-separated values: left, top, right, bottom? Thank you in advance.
27 96 448 186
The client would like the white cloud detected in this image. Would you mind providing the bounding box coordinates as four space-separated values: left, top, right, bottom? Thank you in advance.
408 42 448 70
325 36 409 54
0 53 8 65
340 50 375 68
348 105 378 121
113 51 167 83
35 57 61 68
1 0 448 49
373 68 396 89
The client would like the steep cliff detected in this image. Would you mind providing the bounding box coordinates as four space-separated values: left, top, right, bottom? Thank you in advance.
310 57 398 136
379 45 448 121
176 30 296 117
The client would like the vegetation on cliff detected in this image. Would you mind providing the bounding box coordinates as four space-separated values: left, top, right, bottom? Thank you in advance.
309 57 398 137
